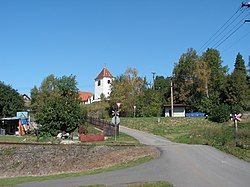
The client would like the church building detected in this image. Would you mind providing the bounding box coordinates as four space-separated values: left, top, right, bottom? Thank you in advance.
79 68 113 104
94 67 113 101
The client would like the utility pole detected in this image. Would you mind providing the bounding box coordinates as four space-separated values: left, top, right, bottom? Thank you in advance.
170 78 174 117
152 72 156 90
242 2 250 7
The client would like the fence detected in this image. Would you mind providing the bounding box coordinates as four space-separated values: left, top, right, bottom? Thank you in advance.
87 117 119 136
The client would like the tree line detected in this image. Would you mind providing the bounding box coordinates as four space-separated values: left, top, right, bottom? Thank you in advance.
1 48 249 136
109 48 250 122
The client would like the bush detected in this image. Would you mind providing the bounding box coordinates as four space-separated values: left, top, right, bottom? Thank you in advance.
209 104 230 123
33 75 86 136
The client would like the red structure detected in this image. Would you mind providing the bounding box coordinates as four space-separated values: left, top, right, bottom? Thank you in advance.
79 134 105 142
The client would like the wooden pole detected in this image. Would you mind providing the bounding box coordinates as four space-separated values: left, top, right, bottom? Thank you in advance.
234 116 239 146
171 78 174 117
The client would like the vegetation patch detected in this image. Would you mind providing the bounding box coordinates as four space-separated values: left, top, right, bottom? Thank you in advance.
0 135 37 143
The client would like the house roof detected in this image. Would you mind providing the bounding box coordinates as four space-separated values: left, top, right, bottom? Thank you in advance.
22 94 31 100
79 92 93 102
95 68 113 80
164 104 186 107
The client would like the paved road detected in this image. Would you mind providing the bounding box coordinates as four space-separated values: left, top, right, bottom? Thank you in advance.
18 126 250 187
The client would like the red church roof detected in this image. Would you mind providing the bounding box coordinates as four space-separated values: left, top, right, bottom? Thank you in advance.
79 92 93 102
95 68 113 80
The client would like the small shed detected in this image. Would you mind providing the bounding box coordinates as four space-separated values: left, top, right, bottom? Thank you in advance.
164 104 186 117
0 117 19 135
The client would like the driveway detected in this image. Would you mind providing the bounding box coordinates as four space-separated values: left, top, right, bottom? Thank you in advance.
18 126 250 187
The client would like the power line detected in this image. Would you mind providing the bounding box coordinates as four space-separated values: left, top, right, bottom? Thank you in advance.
205 9 247 50
199 2 250 53
211 10 250 49
198 6 243 53
222 29 250 52
213 21 246 49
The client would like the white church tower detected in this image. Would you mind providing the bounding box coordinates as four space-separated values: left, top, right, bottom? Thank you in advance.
94 68 113 101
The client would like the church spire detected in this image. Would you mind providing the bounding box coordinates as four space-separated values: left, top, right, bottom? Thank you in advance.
95 67 113 80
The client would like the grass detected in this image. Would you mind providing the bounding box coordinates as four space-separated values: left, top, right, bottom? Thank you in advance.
121 117 250 161
0 134 37 142
0 156 153 187
80 181 173 187
0 123 139 145
105 132 140 144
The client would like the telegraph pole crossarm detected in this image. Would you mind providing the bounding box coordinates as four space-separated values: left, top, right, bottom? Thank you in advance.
242 2 250 8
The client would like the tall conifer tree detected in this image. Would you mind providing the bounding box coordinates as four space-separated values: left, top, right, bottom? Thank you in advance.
224 53 249 112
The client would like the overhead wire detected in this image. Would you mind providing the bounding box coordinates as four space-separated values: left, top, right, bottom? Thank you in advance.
213 22 246 49
211 11 250 49
198 5 243 53
222 29 250 52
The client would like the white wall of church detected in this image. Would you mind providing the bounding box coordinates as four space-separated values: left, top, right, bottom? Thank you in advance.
94 77 112 100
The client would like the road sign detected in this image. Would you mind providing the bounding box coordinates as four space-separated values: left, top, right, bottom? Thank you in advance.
112 116 120 125
112 111 119 116
231 113 242 121
117 102 121 108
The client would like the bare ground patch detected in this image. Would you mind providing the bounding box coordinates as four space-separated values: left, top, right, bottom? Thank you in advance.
0 144 159 178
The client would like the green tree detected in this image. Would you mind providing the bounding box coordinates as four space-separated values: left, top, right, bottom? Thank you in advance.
196 48 228 115
0 82 24 117
193 60 211 98
136 89 163 117
154 76 171 104
109 68 145 116
201 48 227 100
209 103 230 123
172 48 199 110
31 75 86 136
224 53 249 113
30 75 57 113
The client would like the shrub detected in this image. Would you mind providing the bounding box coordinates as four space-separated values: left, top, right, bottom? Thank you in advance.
209 104 230 123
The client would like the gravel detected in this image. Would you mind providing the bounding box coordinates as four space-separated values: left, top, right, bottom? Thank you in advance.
0 144 159 178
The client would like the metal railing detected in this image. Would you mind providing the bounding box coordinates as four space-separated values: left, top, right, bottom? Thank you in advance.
87 117 119 136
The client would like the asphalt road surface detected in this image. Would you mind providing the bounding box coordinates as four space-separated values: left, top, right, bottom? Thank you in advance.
18 126 250 187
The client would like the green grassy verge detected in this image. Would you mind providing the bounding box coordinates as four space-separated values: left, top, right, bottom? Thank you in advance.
0 134 37 142
0 156 153 187
80 181 173 187
121 117 250 161
0 124 139 145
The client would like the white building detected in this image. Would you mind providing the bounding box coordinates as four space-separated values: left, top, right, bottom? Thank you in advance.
94 68 113 101
164 104 186 117
79 68 113 104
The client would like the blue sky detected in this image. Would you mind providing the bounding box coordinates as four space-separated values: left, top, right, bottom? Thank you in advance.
0 0 249 95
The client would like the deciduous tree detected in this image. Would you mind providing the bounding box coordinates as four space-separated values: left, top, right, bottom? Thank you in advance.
0 82 24 117
201 48 227 100
31 75 86 135
109 68 145 116
172 48 198 110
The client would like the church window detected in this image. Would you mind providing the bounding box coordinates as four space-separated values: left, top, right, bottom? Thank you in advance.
98 80 101 86
108 80 111 84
